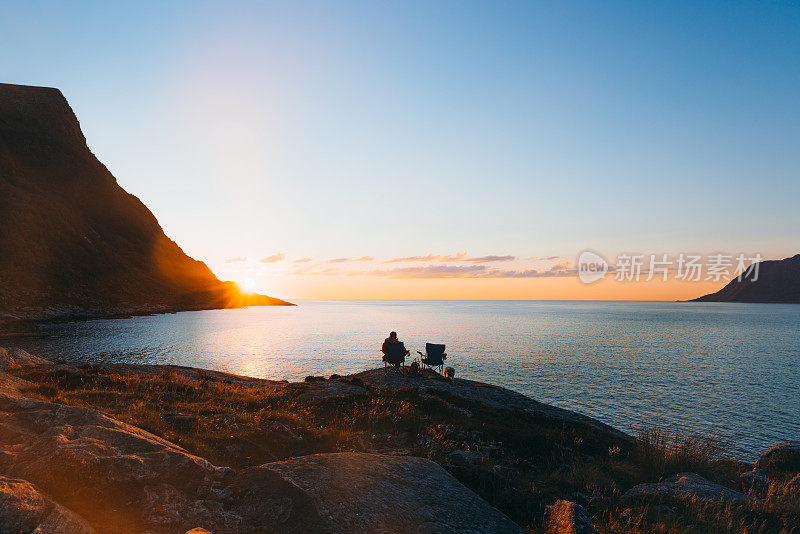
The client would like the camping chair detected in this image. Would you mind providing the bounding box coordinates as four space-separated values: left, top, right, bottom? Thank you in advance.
382 342 408 374
417 343 446 374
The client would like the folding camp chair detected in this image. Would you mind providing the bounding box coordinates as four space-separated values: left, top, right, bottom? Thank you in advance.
417 343 446 374
382 342 408 374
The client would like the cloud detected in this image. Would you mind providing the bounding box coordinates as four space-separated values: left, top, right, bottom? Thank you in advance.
383 252 513 263
479 269 542 278
548 260 570 271
467 255 516 263
480 268 576 278
259 253 285 263
367 265 488 278
353 264 579 279
385 254 439 263
291 266 340 275
438 252 467 262
327 256 375 263
224 257 247 263
282 252 580 279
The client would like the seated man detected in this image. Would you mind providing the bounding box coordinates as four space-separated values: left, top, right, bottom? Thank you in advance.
381 331 409 365
382 331 408 354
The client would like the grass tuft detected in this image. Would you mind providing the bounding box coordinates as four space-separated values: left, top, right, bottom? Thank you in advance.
636 423 730 480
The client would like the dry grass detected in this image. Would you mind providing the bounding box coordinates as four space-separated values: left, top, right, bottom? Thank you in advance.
636 423 731 480
15 365 461 468
11 364 800 533
604 493 800 534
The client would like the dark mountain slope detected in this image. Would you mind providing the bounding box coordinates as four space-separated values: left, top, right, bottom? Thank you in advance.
0 83 290 322
690 254 800 303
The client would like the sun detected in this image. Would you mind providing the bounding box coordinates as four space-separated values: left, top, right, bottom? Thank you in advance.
239 278 256 293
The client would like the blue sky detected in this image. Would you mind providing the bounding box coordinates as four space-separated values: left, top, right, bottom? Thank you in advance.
2 1 798 298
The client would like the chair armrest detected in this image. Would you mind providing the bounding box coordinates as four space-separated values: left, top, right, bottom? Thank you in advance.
417 351 424 356
442 354 447 358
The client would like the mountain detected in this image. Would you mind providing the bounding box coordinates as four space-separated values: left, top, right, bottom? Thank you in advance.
690 254 800 303
0 82 291 322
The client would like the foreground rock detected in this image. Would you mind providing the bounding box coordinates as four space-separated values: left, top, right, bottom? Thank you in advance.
0 348 48 372
267 453 524 534
739 467 770 493
0 475 94 534
0 360 524 533
349 368 632 441
740 441 800 498
64 361 631 441
784 474 800 495
620 472 749 505
543 500 596 534
754 441 800 475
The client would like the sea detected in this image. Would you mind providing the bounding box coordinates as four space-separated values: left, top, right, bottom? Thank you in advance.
6 299 799 461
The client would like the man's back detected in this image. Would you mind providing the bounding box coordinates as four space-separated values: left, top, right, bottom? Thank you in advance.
383 341 407 364
382 336 400 353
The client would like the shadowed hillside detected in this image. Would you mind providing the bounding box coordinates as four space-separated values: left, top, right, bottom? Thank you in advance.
691 254 800 303
0 83 291 322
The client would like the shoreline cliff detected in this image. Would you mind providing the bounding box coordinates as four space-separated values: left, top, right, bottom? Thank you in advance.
690 254 800 304
0 82 291 326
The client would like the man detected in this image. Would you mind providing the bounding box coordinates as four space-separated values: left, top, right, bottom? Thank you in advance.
382 331 409 357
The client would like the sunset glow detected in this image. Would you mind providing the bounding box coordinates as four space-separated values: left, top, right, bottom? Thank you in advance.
239 277 256 294
6 2 797 302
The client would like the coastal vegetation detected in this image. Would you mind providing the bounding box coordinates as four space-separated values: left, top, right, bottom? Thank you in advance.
11 362 800 533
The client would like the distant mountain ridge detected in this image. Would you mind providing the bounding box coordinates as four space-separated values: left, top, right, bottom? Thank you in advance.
0 82 291 323
690 254 800 303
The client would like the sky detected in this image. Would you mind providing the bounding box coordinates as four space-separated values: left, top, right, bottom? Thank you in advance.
2 1 799 300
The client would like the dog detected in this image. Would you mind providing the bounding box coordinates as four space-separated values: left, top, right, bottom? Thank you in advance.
444 366 455 379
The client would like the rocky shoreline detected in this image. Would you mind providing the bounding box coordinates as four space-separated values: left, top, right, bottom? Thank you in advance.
0 297 293 331
1 348 798 533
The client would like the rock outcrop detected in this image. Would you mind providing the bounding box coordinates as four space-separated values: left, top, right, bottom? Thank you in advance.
620 472 749 505
0 358 524 533
267 453 524 534
754 441 800 475
0 347 48 371
784 474 800 496
739 467 770 494
0 476 94 534
740 441 800 498
0 82 291 324
348 368 633 441
690 254 800 303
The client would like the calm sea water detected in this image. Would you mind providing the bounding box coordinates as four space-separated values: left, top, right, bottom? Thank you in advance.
6 300 799 460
